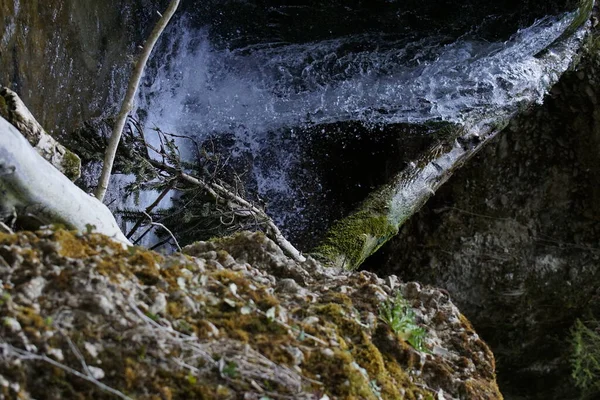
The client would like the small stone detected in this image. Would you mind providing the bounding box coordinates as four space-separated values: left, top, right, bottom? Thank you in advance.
3 317 21 333
286 346 304 366
177 277 187 289
47 347 64 361
21 276 47 301
229 283 237 296
302 316 319 325
240 306 252 315
95 295 114 315
276 278 300 294
223 298 237 308
321 348 334 357
265 307 276 320
84 342 99 359
88 366 105 380
150 293 167 316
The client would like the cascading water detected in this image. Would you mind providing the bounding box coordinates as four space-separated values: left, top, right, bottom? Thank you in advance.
121 4 584 247
143 13 576 131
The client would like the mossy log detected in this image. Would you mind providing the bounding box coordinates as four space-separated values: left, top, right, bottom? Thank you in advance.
0 116 129 244
0 87 81 180
314 3 594 270
313 123 503 270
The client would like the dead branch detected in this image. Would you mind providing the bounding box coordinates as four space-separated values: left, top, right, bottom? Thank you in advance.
0 116 130 245
1 343 133 400
149 159 306 262
95 0 181 201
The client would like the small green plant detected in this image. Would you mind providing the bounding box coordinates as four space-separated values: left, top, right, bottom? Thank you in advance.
379 292 428 352
570 318 600 397
222 361 238 378
145 312 159 322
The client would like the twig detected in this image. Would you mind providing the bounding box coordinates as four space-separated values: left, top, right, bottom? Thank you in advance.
66 336 93 378
1 343 133 400
0 221 13 234
149 159 306 262
142 211 182 252
95 0 181 201
126 179 176 238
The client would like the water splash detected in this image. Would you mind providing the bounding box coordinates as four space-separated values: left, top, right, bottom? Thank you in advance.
141 11 576 135
131 10 582 241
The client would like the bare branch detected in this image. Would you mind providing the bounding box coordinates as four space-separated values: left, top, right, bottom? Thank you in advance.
149 159 306 262
126 179 176 238
1 343 133 400
142 211 182 252
95 0 181 201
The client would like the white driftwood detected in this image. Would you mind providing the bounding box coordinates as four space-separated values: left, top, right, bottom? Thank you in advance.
0 87 81 180
0 116 130 245
95 0 181 201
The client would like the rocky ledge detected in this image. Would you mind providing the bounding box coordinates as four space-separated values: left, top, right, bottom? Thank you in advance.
0 229 500 399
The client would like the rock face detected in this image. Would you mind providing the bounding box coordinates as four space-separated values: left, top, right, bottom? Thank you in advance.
186 0 578 47
0 0 162 134
367 25 600 400
0 229 501 399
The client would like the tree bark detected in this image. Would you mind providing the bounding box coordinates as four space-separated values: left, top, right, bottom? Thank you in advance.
312 123 500 270
0 116 130 245
0 87 81 181
95 0 181 201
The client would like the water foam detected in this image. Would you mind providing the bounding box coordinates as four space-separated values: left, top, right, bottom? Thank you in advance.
128 10 581 241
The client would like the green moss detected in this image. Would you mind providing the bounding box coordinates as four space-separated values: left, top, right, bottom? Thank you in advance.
313 123 466 271
60 150 81 181
565 0 594 38
0 94 8 120
310 302 433 400
314 210 397 270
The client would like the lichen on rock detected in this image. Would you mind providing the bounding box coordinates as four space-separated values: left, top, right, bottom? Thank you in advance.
0 229 501 399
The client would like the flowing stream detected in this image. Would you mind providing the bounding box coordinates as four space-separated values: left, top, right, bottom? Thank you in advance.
122 7 584 245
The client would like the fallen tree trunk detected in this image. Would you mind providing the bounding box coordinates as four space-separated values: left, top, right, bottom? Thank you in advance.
313 123 500 269
0 87 81 181
313 8 592 270
0 116 130 245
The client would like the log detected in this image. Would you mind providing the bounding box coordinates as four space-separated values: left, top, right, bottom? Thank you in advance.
0 87 81 180
313 8 592 270
313 123 498 270
0 116 130 245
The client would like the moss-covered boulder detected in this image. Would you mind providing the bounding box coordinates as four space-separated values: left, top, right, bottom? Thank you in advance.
0 229 501 399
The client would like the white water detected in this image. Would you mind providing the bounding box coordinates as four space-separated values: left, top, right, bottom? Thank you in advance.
141 12 576 133
125 10 583 242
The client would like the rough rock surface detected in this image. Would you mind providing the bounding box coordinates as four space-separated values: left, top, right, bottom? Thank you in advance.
0 0 162 134
0 229 500 399
367 21 600 400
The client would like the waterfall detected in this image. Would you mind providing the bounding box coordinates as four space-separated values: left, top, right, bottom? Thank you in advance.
121 8 584 245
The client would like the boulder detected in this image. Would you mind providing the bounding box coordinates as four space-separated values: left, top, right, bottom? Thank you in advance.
0 229 501 399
